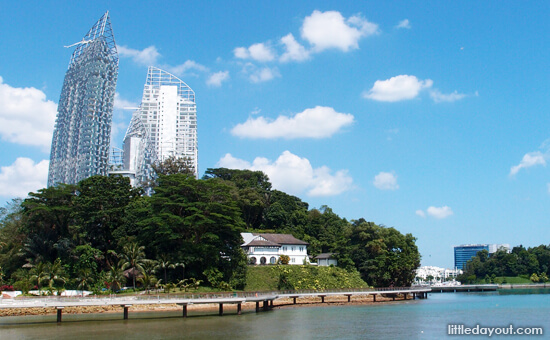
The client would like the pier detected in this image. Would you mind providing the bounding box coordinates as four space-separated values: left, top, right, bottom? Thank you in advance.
429 284 498 293
0 287 430 322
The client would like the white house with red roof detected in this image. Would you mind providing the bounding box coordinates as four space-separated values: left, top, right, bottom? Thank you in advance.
241 233 310 265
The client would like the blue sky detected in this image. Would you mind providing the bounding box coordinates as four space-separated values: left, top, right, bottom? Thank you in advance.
1 1 549 268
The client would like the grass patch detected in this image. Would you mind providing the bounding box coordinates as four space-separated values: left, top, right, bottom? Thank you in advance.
498 276 533 284
245 266 279 291
245 265 368 291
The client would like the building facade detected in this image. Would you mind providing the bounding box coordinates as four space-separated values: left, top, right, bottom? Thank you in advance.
454 244 510 270
241 233 309 265
124 67 198 184
415 266 462 283
315 253 338 267
48 12 118 186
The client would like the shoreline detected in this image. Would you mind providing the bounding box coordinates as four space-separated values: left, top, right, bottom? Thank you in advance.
0 295 413 318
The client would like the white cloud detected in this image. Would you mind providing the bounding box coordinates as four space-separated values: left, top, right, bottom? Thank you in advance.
217 151 353 197
415 210 426 218
113 92 138 109
427 206 454 219
231 106 354 139
301 10 379 52
0 158 49 198
280 34 310 62
430 90 467 103
0 77 57 151
234 43 276 62
206 71 230 87
249 67 280 83
396 19 411 29
166 60 209 76
363 75 433 102
117 45 161 66
510 151 546 176
373 171 399 190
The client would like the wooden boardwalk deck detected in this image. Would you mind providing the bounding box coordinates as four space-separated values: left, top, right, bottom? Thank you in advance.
0 287 430 322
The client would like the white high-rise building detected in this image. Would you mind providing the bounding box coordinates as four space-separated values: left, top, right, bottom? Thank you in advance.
120 67 198 186
48 12 118 186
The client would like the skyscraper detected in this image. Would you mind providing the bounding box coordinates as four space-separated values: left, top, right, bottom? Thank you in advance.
454 243 510 269
121 67 198 185
48 12 118 186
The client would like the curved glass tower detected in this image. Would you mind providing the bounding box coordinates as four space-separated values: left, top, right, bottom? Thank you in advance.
48 12 118 186
121 67 198 185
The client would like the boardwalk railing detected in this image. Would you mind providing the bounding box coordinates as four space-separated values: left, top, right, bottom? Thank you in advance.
0 286 431 322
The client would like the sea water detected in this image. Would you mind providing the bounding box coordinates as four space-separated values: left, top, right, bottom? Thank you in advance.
1 291 548 339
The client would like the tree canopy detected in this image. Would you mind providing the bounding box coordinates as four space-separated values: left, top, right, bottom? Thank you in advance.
0 168 422 291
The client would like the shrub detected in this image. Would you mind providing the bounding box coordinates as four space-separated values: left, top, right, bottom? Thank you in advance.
0 284 14 291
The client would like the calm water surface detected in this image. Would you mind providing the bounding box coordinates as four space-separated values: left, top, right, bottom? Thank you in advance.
1 291 549 339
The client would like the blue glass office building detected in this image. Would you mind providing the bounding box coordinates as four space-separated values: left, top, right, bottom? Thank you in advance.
454 244 489 270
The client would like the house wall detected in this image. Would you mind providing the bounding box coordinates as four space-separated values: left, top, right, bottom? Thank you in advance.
246 244 309 265
317 258 338 266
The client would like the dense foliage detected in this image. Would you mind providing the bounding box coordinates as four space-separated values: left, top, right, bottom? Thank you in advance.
0 167 421 293
457 245 550 284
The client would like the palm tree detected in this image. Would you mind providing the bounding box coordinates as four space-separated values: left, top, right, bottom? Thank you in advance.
30 262 48 293
120 242 146 290
175 261 186 280
106 261 126 292
77 267 95 291
138 260 158 294
155 255 175 284
45 258 67 294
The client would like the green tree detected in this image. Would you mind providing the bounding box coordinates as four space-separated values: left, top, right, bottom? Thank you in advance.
203 168 272 230
138 260 158 294
141 174 246 286
347 220 421 287
72 176 142 256
155 255 175 284
30 262 48 292
0 199 27 277
76 267 95 291
120 242 146 290
106 261 126 291
44 258 67 292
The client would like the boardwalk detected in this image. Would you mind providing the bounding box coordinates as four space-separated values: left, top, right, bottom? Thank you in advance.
0 287 430 322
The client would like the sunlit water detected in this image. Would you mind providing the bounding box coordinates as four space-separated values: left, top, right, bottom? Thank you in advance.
1 291 549 339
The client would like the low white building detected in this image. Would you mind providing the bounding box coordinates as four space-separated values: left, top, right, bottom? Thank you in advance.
241 233 309 265
415 266 463 283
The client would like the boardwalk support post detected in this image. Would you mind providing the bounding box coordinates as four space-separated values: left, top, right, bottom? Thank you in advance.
237 303 242 315
320 295 325 303
263 300 268 311
219 303 223 316
293 296 297 304
373 294 376 302
255 301 260 313
56 307 64 323
270 300 273 308
345 294 351 302
122 305 131 320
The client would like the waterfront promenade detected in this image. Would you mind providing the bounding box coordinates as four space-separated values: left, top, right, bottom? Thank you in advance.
0 287 431 322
